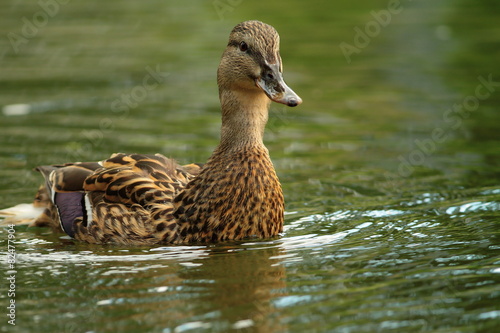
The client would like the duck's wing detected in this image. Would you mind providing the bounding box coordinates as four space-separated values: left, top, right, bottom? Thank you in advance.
32 162 101 232
33 153 201 245
0 162 100 229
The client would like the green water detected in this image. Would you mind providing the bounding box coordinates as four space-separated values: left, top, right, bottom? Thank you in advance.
1 0 499 332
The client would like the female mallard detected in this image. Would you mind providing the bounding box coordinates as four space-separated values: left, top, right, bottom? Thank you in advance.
0 20 302 245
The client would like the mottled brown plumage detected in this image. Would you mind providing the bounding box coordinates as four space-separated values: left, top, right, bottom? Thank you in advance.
5 20 302 245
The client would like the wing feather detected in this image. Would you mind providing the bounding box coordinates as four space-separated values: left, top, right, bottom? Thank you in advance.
29 153 199 244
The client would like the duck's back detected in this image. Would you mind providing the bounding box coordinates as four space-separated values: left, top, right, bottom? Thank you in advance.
33 153 201 245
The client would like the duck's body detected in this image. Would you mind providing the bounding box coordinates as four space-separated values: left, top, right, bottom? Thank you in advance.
0 21 302 245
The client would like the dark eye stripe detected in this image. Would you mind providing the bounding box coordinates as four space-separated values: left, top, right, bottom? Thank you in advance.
227 40 274 70
229 40 255 56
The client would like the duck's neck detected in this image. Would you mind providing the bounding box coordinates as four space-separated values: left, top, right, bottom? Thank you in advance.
217 89 271 152
171 87 284 244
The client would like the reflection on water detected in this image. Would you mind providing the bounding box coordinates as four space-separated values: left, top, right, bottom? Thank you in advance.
1 0 499 332
9 237 289 332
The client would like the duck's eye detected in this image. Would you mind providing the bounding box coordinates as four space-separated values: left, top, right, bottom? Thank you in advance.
239 41 248 52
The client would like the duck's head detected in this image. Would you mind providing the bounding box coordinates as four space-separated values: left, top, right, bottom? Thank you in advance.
217 20 302 107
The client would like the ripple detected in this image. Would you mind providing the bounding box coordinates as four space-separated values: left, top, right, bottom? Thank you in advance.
362 209 406 218
478 310 500 319
479 188 500 195
280 233 349 250
445 201 499 215
12 245 209 266
273 295 313 308
232 319 254 330
100 264 167 275
173 321 212 332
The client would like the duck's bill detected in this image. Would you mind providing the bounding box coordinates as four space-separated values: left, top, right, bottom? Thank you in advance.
256 65 302 107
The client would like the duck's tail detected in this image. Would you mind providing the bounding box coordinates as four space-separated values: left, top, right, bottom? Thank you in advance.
0 183 62 230
0 203 46 226
1 162 99 234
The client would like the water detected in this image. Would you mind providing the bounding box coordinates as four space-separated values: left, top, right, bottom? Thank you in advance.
1 0 499 332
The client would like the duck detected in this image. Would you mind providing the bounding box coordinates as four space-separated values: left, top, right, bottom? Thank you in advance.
0 20 302 245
